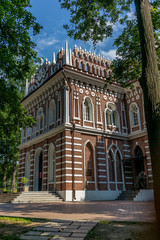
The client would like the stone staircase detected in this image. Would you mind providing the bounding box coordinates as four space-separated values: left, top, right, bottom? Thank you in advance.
116 190 139 200
0 193 20 203
11 191 63 203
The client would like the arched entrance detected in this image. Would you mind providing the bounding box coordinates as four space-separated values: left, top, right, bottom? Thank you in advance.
83 140 96 191
48 143 56 191
34 148 43 191
134 146 144 177
106 144 125 191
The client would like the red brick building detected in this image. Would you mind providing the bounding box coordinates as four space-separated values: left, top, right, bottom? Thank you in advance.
18 42 153 201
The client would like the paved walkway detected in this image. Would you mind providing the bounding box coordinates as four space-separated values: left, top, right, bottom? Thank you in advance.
0 201 155 222
20 220 98 240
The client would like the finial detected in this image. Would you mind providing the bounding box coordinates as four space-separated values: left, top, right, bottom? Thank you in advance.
40 57 43 65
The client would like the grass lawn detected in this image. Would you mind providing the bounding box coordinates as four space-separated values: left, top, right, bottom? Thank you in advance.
0 216 47 240
0 216 158 240
85 221 158 240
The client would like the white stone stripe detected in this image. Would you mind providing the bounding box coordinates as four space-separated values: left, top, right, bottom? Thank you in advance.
144 140 148 143
56 142 71 147
56 161 72 165
123 149 131 152
97 152 105 155
56 136 72 142
97 158 105 160
56 154 72 159
44 144 49 146
98 175 106 178
146 151 150 154
147 163 151 165
123 144 130 147
56 181 83 183
44 149 48 152
74 155 82 158
124 155 131 157
98 169 106 172
146 157 151 160
97 163 106 166
126 182 133 184
74 137 82 140
149 180 153 183
99 181 107 184
97 141 104 143
97 146 105 149
148 169 152 171
148 174 152 177
56 161 82 165
125 177 133 179
56 148 72 153
56 174 83 177
124 166 132 168
145 146 149 149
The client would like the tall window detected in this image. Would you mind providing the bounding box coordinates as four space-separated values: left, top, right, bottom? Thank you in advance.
105 103 120 129
84 98 93 121
130 103 139 127
37 108 44 130
49 99 56 124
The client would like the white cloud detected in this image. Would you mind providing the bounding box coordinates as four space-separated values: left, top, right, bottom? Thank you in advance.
36 35 59 50
100 49 117 60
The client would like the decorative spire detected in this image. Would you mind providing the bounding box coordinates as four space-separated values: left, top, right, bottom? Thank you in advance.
53 52 56 63
63 40 69 65
69 48 72 66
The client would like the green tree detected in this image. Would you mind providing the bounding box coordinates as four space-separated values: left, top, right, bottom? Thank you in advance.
0 0 41 190
59 0 160 235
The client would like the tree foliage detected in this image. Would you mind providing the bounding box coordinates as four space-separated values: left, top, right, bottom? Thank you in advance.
0 0 41 190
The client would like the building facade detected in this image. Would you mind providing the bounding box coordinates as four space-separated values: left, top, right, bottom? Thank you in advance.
18 42 153 201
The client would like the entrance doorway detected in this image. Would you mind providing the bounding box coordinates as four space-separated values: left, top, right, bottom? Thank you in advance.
34 148 43 191
134 146 144 177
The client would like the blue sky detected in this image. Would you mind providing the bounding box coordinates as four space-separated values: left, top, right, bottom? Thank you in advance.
29 0 126 62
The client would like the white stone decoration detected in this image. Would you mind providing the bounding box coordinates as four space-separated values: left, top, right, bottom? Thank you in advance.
79 88 83 94
49 96 51 100
136 95 140 100
55 91 58 96
85 90 89 95
114 98 118 103
131 98 135 101
43 100 45 104
127 99 130 104
103 95 107 100
91 92 95 97
109 97 112 101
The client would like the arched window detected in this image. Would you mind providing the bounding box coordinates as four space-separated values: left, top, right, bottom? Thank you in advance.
48 143 56 184
80 61 83 70
37 107 44 130
105 103 120 130
83 97 93 121
130 103 140 127
106 144 125 191
49 99 56 124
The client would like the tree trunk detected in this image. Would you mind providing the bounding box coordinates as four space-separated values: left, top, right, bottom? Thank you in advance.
135 0 160 237
3 167 7 191
11 159 17 192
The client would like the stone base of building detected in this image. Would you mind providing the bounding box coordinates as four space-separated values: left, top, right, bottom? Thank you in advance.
57 190 121 201
134 189 154 201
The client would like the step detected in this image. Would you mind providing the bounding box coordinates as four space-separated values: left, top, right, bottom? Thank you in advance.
12 191 63 203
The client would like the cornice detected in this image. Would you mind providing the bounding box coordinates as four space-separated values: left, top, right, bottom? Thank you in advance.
128 129 148 140
19 125 65 150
